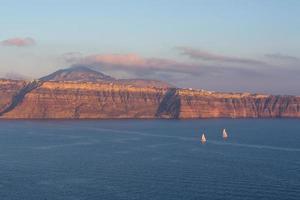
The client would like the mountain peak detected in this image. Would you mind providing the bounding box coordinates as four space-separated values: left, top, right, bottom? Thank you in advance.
40 66 115 82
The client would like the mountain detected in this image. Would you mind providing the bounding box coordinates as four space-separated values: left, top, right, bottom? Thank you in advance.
40 66 172 88
40 66 115 82
0 67 300 119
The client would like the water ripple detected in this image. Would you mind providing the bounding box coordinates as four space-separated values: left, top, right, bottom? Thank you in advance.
209 140 300 152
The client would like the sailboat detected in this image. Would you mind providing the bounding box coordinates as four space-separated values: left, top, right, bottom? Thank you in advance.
222 128 228 140
201 133 207 144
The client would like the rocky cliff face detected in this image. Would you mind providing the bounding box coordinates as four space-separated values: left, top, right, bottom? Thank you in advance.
177 89 300 118
0 79 27 114
1 67 300 119
0 81 167 119
1 80 300 119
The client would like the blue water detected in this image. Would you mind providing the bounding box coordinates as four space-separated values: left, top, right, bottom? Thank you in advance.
0 119 300 200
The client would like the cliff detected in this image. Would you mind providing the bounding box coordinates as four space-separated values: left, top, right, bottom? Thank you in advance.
0 81 166 119
0 79 27 114
177 89 300 118
1 80 300 119
0 67 300 119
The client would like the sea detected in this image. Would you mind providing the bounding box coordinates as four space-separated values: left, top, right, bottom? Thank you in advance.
0 119 299 200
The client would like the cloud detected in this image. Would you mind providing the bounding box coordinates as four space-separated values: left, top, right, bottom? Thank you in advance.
60 52 300 94
75 53 197 76
176 46 265 65
65 53 263 82
60 52 83 63
83 53 179 69
265 53 299 61
1 37 36 47
85 54 147 67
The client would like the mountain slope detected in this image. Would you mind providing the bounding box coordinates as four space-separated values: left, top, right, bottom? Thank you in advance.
40 66 172 88
40 66 115 82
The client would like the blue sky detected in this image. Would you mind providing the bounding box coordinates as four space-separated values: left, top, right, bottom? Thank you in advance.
0 0 300 94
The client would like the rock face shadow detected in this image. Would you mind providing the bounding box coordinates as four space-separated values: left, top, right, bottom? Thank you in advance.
0 80 42 116
155 88 181 119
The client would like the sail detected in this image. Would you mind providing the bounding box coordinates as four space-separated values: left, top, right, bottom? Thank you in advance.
201 133 207 143
222 129 228 139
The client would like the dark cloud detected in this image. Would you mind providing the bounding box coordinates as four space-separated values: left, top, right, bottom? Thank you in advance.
176 46 265 65
1 37 36 47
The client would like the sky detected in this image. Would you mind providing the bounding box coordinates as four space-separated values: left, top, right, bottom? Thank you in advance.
0 0 300 95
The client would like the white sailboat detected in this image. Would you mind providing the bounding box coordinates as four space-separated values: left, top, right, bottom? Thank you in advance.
222 128 228 139
201 133 207 144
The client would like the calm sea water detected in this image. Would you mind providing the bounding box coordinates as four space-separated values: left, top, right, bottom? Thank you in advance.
0 119 300 200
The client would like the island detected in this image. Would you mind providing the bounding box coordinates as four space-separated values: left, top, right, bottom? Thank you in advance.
1 66 299 119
